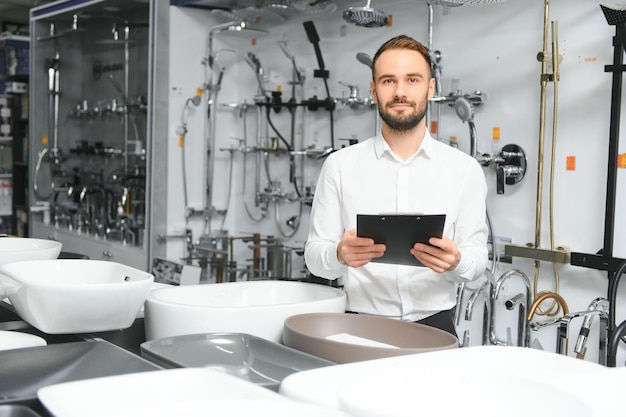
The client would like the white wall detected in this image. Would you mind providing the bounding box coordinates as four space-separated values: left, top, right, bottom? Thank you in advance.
167 0 626 361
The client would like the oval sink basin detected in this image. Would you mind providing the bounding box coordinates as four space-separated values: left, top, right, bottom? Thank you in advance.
280 346 608 416
0 260 154 334
283 313 458 363
144 281 346 343
0 237 61 266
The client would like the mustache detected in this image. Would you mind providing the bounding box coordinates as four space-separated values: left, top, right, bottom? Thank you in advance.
387 98 415 106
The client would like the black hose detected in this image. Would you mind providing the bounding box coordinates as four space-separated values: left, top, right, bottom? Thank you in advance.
265 107 302 198
608 259 626 332
607 318 626 367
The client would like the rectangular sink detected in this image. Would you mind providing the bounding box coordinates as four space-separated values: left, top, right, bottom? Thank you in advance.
141 333 335 391
0 341 161 411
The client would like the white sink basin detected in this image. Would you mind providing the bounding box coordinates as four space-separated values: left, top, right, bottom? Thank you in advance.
0 237 61 266
280 346 610 416
0 330 47 351
0 260 154 334
144 280 346 343
38 368 353 417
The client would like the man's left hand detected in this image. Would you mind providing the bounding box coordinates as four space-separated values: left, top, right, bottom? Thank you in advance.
410 236 461 273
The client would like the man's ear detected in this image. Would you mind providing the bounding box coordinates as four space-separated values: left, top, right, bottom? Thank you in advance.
370 82 377 103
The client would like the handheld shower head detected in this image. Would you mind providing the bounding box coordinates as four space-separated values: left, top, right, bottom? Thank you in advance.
455 96 478 156
245 52 265 94
343 0 389 28
211 48 237 72
454 96 474 122
356 52 373 69
211 49 237 90
279 40 305 85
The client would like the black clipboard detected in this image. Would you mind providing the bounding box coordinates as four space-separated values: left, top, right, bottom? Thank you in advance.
357 214 446 267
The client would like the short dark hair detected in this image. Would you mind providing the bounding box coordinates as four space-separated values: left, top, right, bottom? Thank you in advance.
371 35 432 81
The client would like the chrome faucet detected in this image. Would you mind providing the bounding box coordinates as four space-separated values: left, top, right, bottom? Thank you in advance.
574 297 609 360
464 279 492 346
491 269 532 346
504 292 530 347
556 309 608 364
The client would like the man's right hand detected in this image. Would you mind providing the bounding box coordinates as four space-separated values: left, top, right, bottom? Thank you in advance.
337 229 386 267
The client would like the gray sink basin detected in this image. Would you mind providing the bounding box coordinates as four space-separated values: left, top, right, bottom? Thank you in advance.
0 341 160 412
141 333 335 391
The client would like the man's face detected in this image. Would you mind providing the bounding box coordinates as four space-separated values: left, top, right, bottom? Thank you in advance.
370 49 435 132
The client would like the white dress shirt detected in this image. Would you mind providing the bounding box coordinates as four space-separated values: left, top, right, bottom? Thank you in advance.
304 132 488 321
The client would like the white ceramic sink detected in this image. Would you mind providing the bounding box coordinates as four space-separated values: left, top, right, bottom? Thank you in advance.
0 260 154 334
0 330 47 351
280 345 611 416
0 237 61 266
37 368 353 417
144 280 346 343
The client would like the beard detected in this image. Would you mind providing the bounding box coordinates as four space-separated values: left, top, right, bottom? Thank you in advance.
378 96 428 132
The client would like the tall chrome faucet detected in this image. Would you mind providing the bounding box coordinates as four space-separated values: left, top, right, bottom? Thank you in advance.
574 297 609 361
464 279 492 346
556 308 608 364
491 269 532 346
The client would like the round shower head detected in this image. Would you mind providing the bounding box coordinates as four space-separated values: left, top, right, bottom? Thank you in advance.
216 21 269 38
289 0 337 14
343 0 390 28
454 96 474 122
211 49 237 72
231 6 285 25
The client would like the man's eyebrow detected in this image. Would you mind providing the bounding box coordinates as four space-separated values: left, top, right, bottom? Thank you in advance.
376 72 425 81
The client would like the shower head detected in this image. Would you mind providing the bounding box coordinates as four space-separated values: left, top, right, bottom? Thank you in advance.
278 40 294 60
356 52 373 69
211 49 237 72
209 20 269 40
211 49 237 90
245 52 265 93
231 6 285 25
454 96 474 122
290 0 337 14
599 0 626 10
279 40 305 85
343 0 390 28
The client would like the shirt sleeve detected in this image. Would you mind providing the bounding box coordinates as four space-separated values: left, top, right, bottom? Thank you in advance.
304 155 348 280
444 159 489 284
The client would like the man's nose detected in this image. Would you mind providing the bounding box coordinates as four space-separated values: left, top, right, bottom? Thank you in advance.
393 80 408 98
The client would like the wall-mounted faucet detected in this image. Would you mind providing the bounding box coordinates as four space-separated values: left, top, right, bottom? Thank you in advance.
336 81 375 109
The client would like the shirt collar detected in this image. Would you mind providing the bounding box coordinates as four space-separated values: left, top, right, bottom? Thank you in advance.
374 130 435 161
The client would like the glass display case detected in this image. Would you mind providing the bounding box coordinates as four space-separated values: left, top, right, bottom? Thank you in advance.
29 0 168 270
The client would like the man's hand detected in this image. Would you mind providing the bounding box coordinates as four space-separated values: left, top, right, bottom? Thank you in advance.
337 229 386 268
410 236 461 273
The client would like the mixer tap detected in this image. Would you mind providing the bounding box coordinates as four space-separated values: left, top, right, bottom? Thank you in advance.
464 279 492 346
556 308 608 364
491 269 531 346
